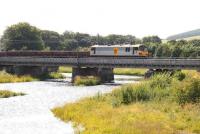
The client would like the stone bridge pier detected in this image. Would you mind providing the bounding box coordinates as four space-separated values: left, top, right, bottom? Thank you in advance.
72 67 114 83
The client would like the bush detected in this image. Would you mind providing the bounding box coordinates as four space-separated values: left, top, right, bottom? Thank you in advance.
111 73 180 105
74 76 101 86
111 72 200 106
149 73 172 89
173 71 186 81
112 84 150 105
175 78 200 104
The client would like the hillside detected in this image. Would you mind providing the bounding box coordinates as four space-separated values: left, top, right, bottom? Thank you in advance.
167 29 200 40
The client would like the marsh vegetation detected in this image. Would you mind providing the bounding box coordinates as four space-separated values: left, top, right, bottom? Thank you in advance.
52 71 200 134
0 90 25 98
74 76 101 86
0 71 64 83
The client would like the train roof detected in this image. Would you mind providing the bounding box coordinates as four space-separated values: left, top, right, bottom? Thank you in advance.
91 44 145 48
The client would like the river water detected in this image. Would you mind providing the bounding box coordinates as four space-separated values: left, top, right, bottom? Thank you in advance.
0 73 142 134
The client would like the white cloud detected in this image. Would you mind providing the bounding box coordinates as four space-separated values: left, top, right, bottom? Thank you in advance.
0 0 200 38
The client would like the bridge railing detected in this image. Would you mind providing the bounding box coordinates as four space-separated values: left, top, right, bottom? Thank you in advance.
78 57 200 69
0 56 199 69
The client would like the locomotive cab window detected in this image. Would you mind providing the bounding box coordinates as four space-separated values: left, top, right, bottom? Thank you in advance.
125 47 130 52
91 47 96 54
139 45 146 51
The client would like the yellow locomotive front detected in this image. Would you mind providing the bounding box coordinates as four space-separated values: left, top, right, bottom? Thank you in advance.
137 45 149 57
132 44 149 57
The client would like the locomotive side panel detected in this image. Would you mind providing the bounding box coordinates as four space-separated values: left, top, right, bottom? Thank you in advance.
90 46 134 56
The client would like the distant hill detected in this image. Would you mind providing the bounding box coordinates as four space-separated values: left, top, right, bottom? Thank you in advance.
167 29 200 40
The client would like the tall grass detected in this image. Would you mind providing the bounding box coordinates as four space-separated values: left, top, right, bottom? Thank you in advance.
53 97 200 134
114 68 147 76
37 72 64 80
0 90 25 98
0 71 35 83
112 71 200 105
58 66 72 73
0 71 64 83
74 76 101 86
52 71 200 134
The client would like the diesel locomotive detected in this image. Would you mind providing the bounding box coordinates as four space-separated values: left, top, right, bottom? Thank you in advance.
90 44 149 57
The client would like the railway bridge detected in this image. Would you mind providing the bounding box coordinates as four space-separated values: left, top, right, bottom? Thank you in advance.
0 56 199 82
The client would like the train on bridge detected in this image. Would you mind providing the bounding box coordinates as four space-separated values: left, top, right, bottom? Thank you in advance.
0 44 150 58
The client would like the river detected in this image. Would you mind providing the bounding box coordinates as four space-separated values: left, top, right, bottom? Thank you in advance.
0 73 142 134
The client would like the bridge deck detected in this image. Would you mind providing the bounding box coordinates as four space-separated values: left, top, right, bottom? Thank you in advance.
0 57 199 69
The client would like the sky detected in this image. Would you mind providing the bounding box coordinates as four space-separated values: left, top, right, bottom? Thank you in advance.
0 0 200 39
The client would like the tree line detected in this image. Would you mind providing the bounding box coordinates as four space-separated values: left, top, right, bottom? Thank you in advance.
0 22 140 51
0 22 199 57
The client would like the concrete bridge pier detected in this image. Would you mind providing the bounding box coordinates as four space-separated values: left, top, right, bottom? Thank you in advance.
72 67 114 83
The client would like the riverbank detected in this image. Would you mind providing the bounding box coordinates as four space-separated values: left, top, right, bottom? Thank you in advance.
0 74 138 134
0 71 64 83
52 71 200 134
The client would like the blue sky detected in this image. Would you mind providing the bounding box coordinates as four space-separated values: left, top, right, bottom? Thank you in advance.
0 0 200 38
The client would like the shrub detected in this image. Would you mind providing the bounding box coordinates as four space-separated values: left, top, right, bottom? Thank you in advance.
147 73 173 101
112 84 150 105
74 76 101 86
173 71 186 81
112 72 200 106
175 78 200 104
111 73 176 105
149 73 172 89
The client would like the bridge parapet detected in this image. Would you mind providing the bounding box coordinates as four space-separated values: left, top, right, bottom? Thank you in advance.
0 56 199 69
78 57 200 69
